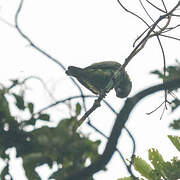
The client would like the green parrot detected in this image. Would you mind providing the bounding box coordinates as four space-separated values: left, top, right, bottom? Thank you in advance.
66 61 132 98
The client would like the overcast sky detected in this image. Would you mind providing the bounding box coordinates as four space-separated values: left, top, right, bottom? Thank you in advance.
0 0 180 179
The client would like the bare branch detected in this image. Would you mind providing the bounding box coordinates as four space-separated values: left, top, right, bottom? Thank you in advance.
156 36 167 91
74 93 106 130
160 34 180 41
161 0 168 12
133 26 150 47
139 0 156 23
123 1 180 67
145 0 166 13
146 101 165 115
117 0 150 27
163 24 180 32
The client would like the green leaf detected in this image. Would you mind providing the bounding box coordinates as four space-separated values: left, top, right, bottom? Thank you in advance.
13 93 25 110
38 113 50 121
168 135 180 152
148 148 165 171
169 119 180 130
150 70 164 79
28 103 34 114
133 156 154 180
75 102 81 116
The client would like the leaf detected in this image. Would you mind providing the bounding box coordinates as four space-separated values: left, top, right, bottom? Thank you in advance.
38 113 50 121
133 156 154 180
150 70 164 79
171 99 180 112
169 119 180 130
168 135 180 152
148 149 168 178
13 93 25 110
148 148 165 171
75 102 81 116
28 103 34 114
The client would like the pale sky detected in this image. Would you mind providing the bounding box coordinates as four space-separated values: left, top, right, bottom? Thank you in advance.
0 0 180 180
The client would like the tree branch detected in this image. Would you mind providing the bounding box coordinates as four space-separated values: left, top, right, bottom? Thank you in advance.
64 78 180 180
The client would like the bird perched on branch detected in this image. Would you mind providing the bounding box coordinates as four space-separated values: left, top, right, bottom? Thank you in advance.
66 61 132 98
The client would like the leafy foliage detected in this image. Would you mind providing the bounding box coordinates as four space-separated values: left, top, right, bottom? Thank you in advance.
132 156 154 180
0 81 101 180
118 136 180 180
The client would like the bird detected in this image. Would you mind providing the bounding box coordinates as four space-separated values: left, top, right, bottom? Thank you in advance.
66 61 132 98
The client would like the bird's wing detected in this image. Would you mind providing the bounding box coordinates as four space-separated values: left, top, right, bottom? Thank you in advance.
85 61 121 70
82 62 122 91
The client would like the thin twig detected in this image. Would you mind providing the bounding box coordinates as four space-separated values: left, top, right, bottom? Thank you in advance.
133 26 150 47
156 36 168 106
163 24 180 32
74 93 106 130
117 0 150 27
160 104 166 120
139 0 156 23
146 101 165 115
36 95 96 114
161 0 168 12
14 0 89 123
145 0 166 13
160 34 180 41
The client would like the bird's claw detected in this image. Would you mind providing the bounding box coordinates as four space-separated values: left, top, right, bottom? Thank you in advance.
99 90 106 98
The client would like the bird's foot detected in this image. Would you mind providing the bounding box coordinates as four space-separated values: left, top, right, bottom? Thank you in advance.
99 90 106 98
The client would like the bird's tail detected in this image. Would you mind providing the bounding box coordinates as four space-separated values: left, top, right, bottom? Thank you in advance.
66 66 84 77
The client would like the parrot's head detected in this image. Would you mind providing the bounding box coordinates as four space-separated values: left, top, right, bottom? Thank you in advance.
114 73 132 98
114 83 132 98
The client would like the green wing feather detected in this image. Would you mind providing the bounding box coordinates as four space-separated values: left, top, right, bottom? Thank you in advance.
85 61 121 70
83 61 122 93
